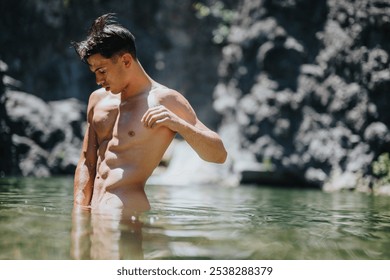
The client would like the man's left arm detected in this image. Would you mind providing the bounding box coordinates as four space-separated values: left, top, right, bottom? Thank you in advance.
141 89 227 163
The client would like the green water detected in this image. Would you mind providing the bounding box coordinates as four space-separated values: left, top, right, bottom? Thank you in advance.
0 177 389 260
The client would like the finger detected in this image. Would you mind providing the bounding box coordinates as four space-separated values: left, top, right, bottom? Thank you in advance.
143 110 160 127
146 111 171 128
141 108 158 125
153 117 170 128
141 107 157 123
141 106 166 124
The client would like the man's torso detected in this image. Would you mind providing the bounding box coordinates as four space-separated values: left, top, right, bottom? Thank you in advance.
90 89 175 213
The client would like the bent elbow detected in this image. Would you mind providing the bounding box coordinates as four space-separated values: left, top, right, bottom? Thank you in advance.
216 149 228 164
213 141 228 164
204 149 227 164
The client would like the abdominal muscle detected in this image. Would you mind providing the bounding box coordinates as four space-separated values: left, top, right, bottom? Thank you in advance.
91 160 153 216
90 133 174 216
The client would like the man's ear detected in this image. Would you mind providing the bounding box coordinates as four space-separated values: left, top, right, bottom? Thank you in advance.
121 53 133 68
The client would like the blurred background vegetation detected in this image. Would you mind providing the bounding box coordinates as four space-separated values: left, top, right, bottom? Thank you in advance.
1 0 389 194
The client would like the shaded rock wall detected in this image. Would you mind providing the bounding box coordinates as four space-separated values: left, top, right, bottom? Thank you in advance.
1 62 85 176
0 0 223 176
0 61 14 175
1 0 389 190
215 0 390 189
0 0 222 127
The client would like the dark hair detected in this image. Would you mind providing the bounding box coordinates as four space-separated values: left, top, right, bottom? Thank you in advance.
72 13 137 63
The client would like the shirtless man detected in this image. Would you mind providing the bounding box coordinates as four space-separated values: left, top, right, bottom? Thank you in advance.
72 14 227 216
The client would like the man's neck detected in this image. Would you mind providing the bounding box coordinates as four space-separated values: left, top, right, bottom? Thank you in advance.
121 60 153 100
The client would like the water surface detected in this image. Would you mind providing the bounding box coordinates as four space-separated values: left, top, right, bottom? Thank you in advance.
0 177 389 259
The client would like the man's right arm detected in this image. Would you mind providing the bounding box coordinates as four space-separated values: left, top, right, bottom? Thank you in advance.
73 94 99 208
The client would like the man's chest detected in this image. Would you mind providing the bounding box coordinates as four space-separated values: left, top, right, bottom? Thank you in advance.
92 98 151 144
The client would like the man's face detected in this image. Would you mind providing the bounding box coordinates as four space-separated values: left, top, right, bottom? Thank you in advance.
87 53 126 94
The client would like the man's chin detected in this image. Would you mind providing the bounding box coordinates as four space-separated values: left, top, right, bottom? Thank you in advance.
103 86 121 94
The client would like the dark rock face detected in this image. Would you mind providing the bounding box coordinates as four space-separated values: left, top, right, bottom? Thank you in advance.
1 0 389 190
0 61 13 175
0 0 222 176
215 0 390 189
0 63 85 176
0 0 222 128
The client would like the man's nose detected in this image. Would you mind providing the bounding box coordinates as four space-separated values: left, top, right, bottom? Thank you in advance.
96 76 104 86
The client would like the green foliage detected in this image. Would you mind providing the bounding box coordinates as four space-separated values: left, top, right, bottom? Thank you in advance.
193 1 236 44
372 153 390 185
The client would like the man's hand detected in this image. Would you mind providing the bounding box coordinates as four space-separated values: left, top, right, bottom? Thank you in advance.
141 105 182 132
142 90 227 163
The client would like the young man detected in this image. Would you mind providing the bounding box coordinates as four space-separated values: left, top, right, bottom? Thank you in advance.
72 14 227 216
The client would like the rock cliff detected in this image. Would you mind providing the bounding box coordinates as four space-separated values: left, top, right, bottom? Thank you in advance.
0 0 221 176
1 0 389 192
214 0 390 190
1 62 85 176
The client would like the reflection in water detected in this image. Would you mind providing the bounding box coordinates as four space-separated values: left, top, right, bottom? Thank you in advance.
71 208 144 260
1 177 390 260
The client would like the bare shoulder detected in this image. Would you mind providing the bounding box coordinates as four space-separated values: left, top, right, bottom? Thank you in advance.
89 88 107 107
149 86 185 103
86 88 107 121
150 87 197 123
